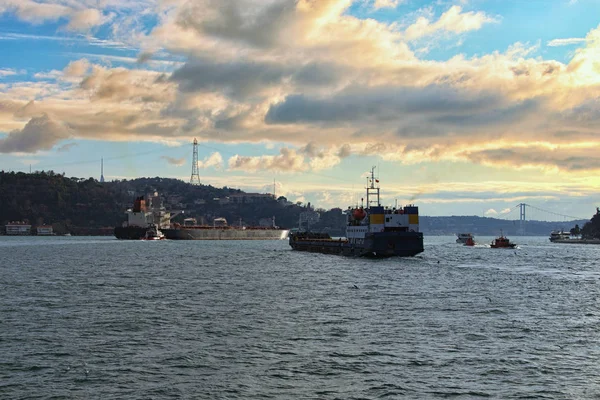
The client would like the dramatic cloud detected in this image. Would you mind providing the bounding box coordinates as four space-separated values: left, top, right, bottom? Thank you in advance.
1 0 600 179
161 155 186 166
0 114 72 153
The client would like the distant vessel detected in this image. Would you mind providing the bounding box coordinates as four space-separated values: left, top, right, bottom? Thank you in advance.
456 233 473 244
464 237 475 246
491 232 516 249
289 167 424 258
162 217 288 240
549 230 571 242
114 192 288 240
143 225 165 240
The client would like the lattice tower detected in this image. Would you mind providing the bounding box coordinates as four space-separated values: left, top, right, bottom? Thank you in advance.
190 138 201 185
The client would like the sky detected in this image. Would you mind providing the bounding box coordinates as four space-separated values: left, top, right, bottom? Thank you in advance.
1 0 600 220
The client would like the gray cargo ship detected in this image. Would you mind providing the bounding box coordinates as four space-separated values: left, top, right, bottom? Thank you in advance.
162 217 288 240
289 168 424 258
114 192 288 240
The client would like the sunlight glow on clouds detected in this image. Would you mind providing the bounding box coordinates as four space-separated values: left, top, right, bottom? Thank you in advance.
1 0 600 214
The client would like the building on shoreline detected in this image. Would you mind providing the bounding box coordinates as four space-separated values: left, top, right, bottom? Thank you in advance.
36 225 54 236
5 222 32 235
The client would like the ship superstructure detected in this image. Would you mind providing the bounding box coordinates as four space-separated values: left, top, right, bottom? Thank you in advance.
289 168 424 257
114 192 178 239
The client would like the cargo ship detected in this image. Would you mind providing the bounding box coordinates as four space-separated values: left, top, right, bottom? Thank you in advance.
289 168 424 258
114 192 288 240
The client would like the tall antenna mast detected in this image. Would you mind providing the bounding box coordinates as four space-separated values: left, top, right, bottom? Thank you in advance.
100 157 105 183
190 138 201 185
365 166 380 208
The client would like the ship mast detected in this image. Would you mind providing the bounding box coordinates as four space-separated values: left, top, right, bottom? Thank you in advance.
365 166 380 208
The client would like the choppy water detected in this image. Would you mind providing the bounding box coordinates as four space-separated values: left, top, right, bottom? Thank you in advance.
1 235 600 399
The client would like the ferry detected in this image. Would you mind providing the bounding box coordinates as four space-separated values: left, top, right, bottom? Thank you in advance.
289 168 424 258
549 230 571 242
456 233 474 244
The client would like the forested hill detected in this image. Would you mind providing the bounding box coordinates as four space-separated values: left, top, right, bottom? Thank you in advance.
2 170 599 238
0 171 248 231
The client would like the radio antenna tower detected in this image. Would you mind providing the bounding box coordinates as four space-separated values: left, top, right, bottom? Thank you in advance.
190 138 201 185
100 157 105 183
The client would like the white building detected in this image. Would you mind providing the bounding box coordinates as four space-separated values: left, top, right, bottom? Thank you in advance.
5 222 31 235
37 225 54 236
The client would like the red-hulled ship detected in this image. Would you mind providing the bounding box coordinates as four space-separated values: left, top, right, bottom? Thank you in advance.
490 232 516 248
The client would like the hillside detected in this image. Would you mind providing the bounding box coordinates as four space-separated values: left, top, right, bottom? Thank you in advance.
1 170 596 238
0 171 309 233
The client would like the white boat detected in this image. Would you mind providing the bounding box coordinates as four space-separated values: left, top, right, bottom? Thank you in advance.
549 230 570 242
456 233 474 244
143 225 166 240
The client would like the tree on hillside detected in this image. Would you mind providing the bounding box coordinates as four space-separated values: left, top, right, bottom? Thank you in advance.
581 208 600 239
570 224 581 236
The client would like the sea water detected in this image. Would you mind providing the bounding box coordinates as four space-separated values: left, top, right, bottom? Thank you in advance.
1 236 599 399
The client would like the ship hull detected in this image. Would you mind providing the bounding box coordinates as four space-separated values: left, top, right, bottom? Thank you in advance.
162 228 289 240
114 226 147 240
289 231 424 258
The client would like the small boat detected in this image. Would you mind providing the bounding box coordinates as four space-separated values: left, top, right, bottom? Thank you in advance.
456 233 473 244
143 225 166 240
464 237 475 246
490 232 516 248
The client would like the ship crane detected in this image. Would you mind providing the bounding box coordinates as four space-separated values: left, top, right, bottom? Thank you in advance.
169 210 185 220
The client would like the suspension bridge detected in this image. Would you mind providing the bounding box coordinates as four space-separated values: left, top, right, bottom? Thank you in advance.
494 203 589 235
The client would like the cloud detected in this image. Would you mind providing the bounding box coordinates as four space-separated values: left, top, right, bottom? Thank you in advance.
547 38 587 47
0 114 72 153
65 9 111 32
1 0 600 179
373 0 401 9
198 152 224 169
228 148 306 172
161 155 186 166
0 0 71 24
404 6 497 41
64 59 90 77
0 68 19 77
484 208 498 216
56 142 78 152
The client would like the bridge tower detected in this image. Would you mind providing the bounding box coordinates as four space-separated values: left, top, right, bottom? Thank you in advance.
100 157 105 183
518 203 526 235
190 138 200 185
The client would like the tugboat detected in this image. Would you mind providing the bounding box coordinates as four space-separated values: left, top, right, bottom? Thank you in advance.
143 224 165 240
289 167 424 258
490 231 516 248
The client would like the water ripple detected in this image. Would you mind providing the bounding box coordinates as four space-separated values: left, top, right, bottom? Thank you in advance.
1 236 600 398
